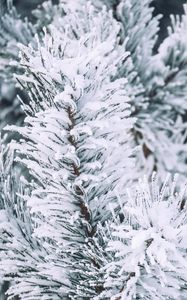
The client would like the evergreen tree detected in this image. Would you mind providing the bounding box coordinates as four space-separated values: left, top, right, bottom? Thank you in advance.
0 1 187 299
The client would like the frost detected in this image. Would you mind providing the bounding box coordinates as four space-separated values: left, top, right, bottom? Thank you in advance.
102 175 187 299
0 0 187 299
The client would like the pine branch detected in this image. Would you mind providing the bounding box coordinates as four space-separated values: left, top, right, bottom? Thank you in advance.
0 1 187 299
100 174 187 300
1 4 135 298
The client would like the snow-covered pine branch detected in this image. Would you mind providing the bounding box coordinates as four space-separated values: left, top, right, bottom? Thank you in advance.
58 0 187 179
32 0 65 32
1 4 135 298
2 0 187 179
0 3 34 78
100 174 187 300
130 3 187 178
0 0 187 299
90 0 187 179
0 144 52 299
0 1 35 131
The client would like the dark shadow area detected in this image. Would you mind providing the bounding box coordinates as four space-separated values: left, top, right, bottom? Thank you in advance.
152 0 186 49
13 0 57 16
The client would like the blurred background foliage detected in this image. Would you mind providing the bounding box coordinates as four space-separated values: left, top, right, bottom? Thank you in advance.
12 0 186 40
